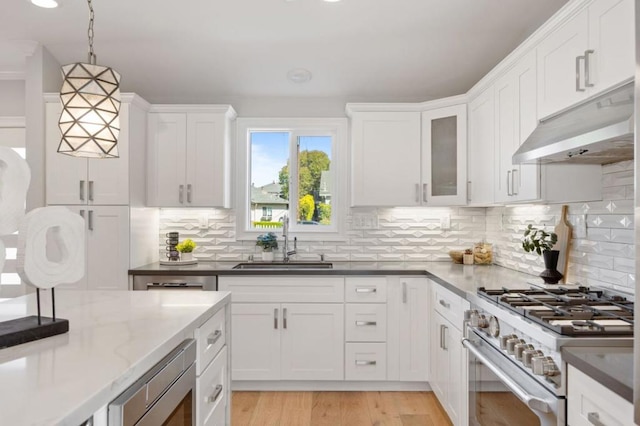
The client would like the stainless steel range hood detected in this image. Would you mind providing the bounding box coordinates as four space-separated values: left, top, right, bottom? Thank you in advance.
513 80 634 165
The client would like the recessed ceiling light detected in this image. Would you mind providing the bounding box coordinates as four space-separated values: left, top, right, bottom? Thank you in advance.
30 0 59 8
287 68 312 83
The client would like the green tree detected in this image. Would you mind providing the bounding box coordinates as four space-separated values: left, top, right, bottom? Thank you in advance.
317 203 331 224
278 150 330 200
299 194 315 221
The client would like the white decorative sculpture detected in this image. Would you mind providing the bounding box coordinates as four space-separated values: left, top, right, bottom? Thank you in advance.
16 206 85 289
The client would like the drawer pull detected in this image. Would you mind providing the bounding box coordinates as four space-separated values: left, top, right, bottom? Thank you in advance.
207 330 222 347
402 282 407 304
355 360 377 366
439 299 450 309
355 321 377 326
206 384 223 404
587 412 605 426
283 308 287 329
274 308 278 329
355 288 376 293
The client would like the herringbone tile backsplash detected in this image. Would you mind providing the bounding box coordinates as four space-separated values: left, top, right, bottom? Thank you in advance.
159 160 635 293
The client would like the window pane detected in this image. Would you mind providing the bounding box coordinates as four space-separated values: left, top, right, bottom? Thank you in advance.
296 135 332 226
431 116 457 196
249 132 289 230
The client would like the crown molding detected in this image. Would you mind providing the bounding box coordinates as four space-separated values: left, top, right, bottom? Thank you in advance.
0 117 26 127
0 71 25 80
345 94 467 116
149 104 237 119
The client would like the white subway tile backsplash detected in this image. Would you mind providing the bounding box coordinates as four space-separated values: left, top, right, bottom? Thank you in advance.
610 229 634 244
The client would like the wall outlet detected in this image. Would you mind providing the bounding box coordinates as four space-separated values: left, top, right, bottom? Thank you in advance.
441 214 451 230
574 214 587 239
352 213 378 230
199 213 209 229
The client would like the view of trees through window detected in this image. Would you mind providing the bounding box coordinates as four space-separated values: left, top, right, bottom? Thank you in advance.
250 131 332 229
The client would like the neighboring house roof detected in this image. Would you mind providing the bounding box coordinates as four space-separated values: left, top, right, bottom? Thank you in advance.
251 183 288 205
319 170 332 197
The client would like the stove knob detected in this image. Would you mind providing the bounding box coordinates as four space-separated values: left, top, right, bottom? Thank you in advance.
515 343 534 362
531 355 548 375
477 314 489 328
469 310 481 327
523 349 543 367
543 358 560 377
506 338 524 355
500 334 517 350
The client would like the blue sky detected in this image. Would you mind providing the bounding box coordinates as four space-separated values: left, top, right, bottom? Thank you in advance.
250 132 331 188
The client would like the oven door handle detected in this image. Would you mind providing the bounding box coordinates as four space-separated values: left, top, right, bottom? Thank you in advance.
462 338 551 413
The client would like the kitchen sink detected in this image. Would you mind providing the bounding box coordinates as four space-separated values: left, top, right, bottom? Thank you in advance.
232 262 333 270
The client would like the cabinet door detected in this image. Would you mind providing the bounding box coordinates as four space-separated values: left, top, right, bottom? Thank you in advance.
537 8 589 118
280 303 344 381
446 323 464 426
147 113 187 206
87 103 130 205
230 303 281 380
587 0 634 93
493 73 517 204
351 112 422 206
422 104 467 206
86 206 129 290
185 113 229 207
467 89 495 206
398 278 428 382
430 312 448 404
45 102 89 205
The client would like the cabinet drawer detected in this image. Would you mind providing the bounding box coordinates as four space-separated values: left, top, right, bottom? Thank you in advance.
219 276 344 303
345 304 387 342
197 346 228 426
432 283 463 327
567 365 633 426
196 307 226 375
345 343 387 381
345 277 387 303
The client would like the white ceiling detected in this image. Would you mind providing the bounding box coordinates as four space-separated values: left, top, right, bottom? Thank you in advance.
1 0 567 104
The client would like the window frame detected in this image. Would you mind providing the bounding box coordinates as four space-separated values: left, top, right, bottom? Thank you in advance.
235 117 348 242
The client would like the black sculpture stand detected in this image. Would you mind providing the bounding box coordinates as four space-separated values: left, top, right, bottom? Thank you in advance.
0 288 69 349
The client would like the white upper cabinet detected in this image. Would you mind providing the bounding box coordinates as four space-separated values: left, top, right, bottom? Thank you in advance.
467 88 495 206
537 0 633 118
421 104 467 206
350 111 422 207
349 101 467 207
45 99 143 206
147 106 235 208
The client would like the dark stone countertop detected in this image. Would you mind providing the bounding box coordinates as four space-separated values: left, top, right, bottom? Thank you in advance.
562 346 634 402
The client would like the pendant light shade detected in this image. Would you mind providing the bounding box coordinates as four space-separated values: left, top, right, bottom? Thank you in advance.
58 63 121 158
57 0 121 159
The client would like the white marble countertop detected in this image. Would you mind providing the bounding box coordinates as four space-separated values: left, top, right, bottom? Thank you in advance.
0 290 230 426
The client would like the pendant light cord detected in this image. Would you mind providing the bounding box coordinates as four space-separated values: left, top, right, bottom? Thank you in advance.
87 0 96 64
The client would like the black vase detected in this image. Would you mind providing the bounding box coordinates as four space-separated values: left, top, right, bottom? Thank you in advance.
539 250 563 284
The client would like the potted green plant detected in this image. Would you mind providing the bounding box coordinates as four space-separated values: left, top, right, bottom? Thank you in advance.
256 232 278 261
522 224 562 284
175 238 197 261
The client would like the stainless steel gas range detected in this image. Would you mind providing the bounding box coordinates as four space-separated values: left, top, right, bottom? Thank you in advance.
463 284 634 426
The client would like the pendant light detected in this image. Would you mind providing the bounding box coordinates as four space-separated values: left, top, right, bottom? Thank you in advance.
58 0 121 158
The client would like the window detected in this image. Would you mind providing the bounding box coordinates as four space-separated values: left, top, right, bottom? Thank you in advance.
236 118 347 241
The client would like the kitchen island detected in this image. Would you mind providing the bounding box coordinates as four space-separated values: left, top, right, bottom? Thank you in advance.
0 289 230 426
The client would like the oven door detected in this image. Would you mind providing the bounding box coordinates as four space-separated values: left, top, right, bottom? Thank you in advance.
463 329 563 426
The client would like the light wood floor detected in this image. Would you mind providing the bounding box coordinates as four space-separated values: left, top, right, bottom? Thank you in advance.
231 391 452 426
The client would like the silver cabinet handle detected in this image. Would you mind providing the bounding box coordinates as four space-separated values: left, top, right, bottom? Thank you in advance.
88 180 94 202
355 321 377 326
576 54 586 92
179 185 184 204
440 324 445 349
355 288 376 293
402 282 407 304
79 209 85 219
423 183 428 203
187 184 192 203
462 338 552 414
283 308 287 329
511 169 518 196
274 308 278 329
80 180 85 201
206 384 223 404
467 181 471 202
442 325 448 350
506 170 512 196
415 183 420 203
355 360 377 366
584 49 595 88
439 299 450 309
88 210 94 231
587 412 606 426
207 329 222 347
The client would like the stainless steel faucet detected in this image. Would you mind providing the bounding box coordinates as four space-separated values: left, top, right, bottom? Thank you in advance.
282 214 297 262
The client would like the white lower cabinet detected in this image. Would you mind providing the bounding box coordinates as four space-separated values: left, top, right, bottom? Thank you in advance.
430 282 469 426
567 364 633 426
345 343 387 381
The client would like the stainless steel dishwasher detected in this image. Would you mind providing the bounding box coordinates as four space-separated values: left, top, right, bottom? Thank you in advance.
132 275 217 291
